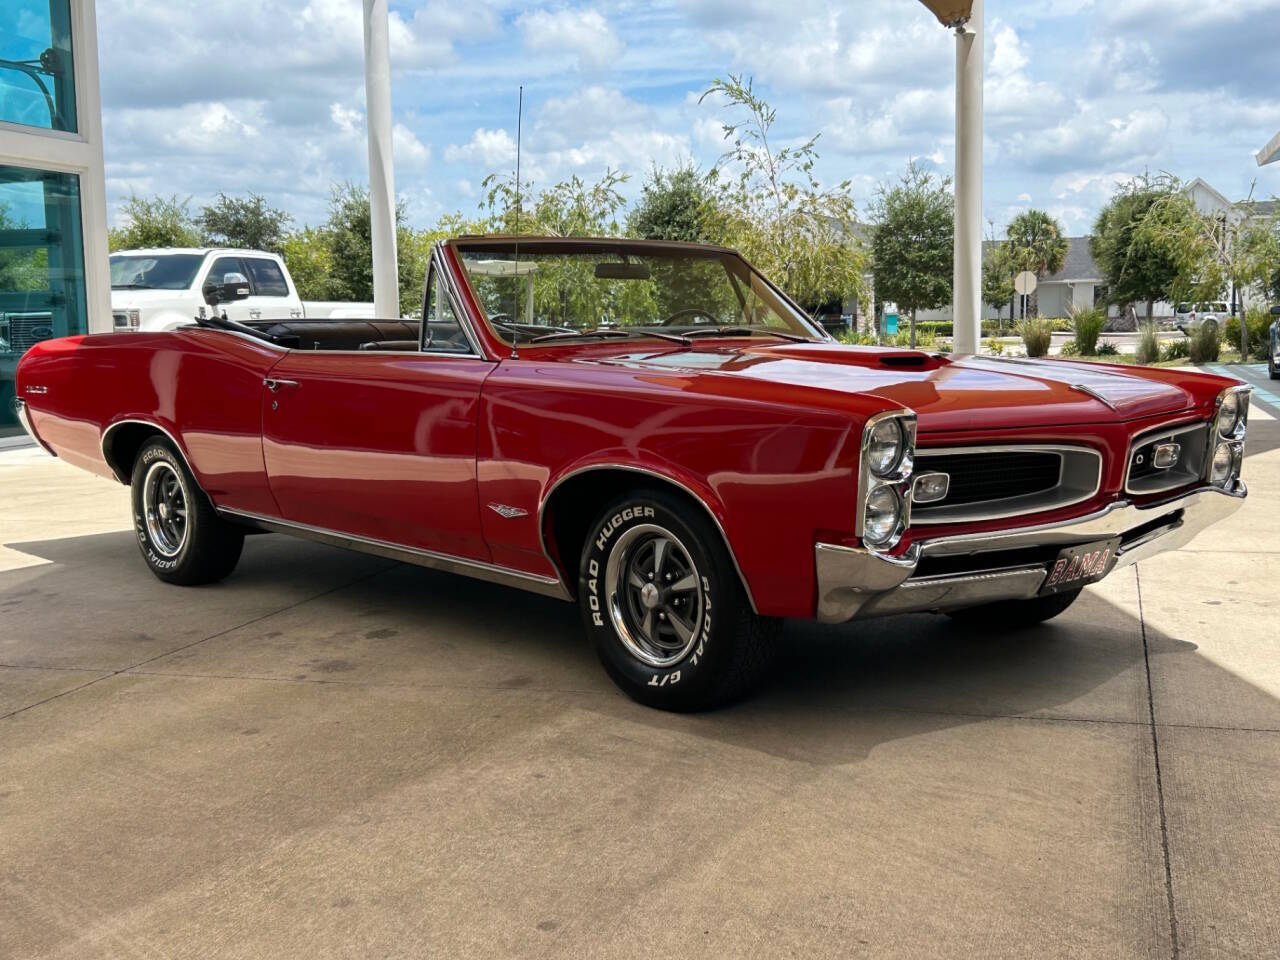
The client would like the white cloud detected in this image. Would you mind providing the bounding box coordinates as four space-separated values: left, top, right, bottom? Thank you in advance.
517 8 623 70
444 128 518 170
393 123 431 168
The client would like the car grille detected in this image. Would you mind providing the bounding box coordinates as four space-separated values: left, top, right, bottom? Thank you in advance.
915 450 1061 505
1 313 56 353
911 445 1101 524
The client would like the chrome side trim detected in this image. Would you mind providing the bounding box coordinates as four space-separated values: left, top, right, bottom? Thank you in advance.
815 483 1246 623
217 507 573 602
100 418 194 484
911 444 1102 524
536 463 761 613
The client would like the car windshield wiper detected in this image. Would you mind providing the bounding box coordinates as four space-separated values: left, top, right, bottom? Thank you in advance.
530 327 691 346
111 283 151 289
683 326 812 343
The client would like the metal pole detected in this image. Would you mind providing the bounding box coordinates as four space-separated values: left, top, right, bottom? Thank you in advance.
951 0 982 354
363 0 399 318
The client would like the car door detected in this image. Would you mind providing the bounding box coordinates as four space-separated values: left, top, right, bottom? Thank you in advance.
261 264 495 561
242 256 301 323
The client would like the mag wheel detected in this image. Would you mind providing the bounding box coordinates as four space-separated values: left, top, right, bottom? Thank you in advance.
130 437 244 585
947 588 1081 628
579 489 779 711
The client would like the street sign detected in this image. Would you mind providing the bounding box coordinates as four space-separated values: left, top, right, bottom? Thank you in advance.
1014 271 1038 295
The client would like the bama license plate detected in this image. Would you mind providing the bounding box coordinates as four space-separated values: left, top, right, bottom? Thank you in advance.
1039 537 1121 596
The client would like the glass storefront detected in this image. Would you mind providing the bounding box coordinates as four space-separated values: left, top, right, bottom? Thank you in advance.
1 165 87 437
0 0 78 133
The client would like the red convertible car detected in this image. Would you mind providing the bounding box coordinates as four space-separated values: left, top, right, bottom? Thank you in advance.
14 237 1251 710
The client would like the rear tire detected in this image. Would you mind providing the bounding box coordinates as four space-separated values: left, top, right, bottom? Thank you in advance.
578 488 779 711
1270 355 1279 380
946 588 1081 628
130 437 244 585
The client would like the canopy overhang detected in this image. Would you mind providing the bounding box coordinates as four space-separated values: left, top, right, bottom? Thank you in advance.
917 0 975 27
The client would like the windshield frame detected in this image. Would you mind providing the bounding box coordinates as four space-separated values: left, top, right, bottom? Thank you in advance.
447 237 827 348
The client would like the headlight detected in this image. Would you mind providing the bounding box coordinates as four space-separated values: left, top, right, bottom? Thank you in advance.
864 486 902 545
1210 442 1234 483
867 419 904 476
1216 392 1241 438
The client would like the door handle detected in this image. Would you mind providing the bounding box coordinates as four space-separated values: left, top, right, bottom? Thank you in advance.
263 378 299 392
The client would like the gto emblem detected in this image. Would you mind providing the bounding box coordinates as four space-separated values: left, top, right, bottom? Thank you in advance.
487 502 527 519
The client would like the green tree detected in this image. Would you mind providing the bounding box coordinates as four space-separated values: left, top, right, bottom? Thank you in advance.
321 181 424 310
480 169 629 237
700 74 866 312
1090 173 1186 325
0 202 49 292
869 162 954 347
627 163 725 243
108 193 202 251
198 193 293 252
1133 186 1280 357
1006 209 1067 317
280 226 334 301
983 238 1016 334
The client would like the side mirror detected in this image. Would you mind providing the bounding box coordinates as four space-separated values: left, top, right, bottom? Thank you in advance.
1270 304 1280 316
202 272 251 306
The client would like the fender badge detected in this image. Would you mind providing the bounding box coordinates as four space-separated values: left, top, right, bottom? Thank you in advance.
25 385 48 395
487 502 528 519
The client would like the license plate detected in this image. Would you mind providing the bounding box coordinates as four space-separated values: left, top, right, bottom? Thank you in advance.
1039 537 1121 596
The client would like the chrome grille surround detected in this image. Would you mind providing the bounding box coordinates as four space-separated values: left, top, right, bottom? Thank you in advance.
910 444 1103 524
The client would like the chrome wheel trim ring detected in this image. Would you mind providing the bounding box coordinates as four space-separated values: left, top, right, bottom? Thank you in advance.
604 522 705 668
142 460 189 558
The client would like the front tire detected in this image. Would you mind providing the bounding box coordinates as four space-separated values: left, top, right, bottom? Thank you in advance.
130 438 244 585
946 588 1081 628
579 489 779 711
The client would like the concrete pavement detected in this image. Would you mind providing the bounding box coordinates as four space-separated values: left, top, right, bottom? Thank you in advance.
1 388 1278 959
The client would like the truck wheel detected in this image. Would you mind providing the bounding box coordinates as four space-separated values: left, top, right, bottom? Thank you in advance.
946 588 1081 628
579 489 780 711
130 437 244 585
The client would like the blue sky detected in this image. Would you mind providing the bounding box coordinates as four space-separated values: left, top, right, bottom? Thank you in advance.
94 0 1280 238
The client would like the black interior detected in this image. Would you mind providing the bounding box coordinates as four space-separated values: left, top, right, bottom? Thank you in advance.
245 319 421 352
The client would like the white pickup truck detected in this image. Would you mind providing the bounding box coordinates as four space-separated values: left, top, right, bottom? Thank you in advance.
109 248 375 332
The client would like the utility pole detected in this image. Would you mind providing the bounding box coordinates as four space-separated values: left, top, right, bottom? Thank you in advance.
363 0 399 318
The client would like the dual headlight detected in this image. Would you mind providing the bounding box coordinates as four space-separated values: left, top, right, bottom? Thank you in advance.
859 412 916 550
1208 386 1249 486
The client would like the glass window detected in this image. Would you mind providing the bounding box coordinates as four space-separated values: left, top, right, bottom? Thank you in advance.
0 0 78 132
110 253 205 290
455 241 820 346
244 258 290 297
1 165 86 437
422 267 471 354
205 257 246 286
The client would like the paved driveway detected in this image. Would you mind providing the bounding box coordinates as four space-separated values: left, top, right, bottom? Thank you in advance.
2 376 1278 959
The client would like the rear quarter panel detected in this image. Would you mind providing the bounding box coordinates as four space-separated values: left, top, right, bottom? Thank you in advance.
17 330 283 515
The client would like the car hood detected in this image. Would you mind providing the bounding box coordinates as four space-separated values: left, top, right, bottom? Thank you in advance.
598 342 1196 432
110 289 192 309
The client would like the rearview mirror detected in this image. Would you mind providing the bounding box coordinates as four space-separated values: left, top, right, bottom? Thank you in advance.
202 272 251 305
594 262 651 281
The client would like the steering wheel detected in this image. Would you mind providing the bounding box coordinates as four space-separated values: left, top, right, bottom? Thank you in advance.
660 308 720 326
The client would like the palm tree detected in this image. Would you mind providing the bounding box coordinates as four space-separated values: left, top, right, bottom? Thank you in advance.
1006 210 1068 317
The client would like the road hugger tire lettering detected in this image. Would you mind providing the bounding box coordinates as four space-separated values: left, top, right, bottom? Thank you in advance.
129 437 245 586
578 488 779 712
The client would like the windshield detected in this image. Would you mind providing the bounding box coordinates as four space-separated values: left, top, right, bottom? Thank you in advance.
110 254 206 290
454 241 820 345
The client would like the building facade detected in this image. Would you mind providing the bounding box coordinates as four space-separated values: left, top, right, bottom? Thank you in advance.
0 0 109 440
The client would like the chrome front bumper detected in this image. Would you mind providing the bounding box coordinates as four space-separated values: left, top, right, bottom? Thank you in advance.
815 483 1246 623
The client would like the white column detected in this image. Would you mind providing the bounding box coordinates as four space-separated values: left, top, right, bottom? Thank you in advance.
951 0 983 355
363 0 399 318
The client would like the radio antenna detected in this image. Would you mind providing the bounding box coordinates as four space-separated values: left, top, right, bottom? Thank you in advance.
510 85 524 360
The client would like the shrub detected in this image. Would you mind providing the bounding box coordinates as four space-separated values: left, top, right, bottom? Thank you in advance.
1136 323 1160 364
1019 318 1053 358
1069 305 1106 355
1223 308 1274 360
984 336 1005 355
1059 339 1079 357
1097 340 1120 356
1160 338 1189 361
1188 321 1220 364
